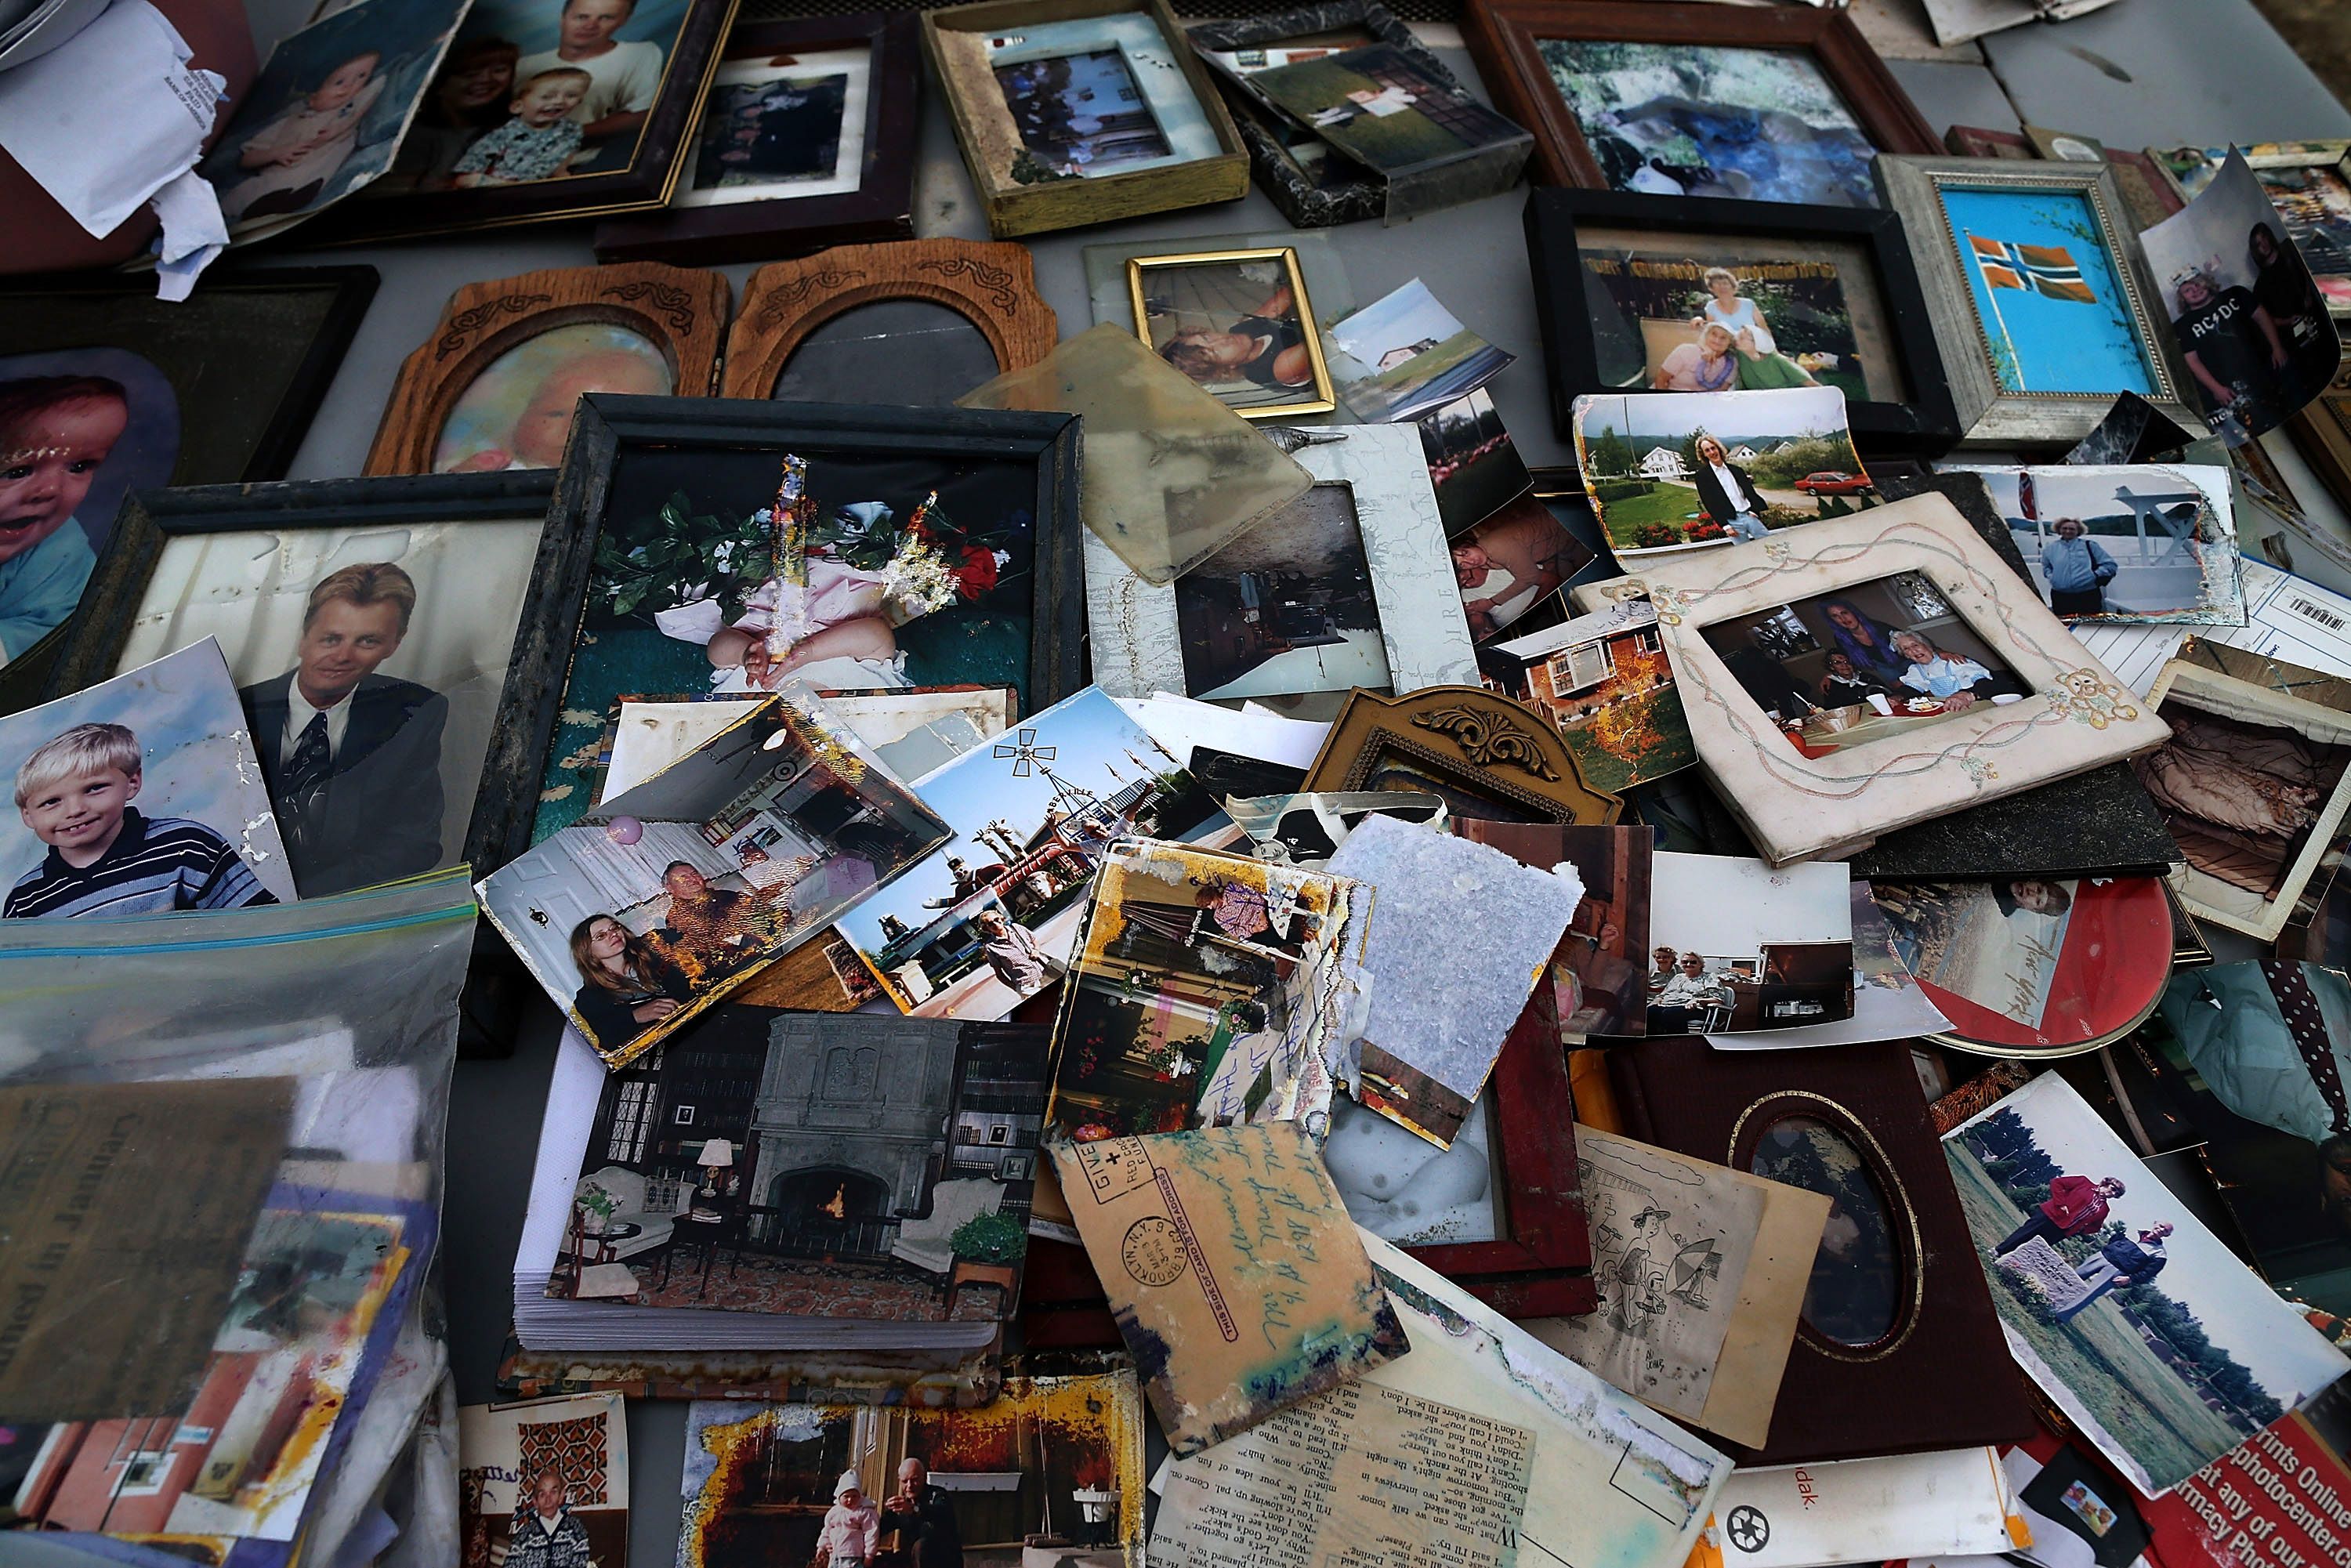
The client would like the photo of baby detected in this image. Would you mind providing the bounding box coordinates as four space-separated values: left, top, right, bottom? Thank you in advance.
451 65 589 186
0 639 295 920
431 322 674 472
0 351 177 662
199 0 470 234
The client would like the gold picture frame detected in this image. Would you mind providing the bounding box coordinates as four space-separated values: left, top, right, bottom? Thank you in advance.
1123 244 1336 421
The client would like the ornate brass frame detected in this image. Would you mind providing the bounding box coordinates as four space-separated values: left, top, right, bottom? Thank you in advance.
1302 685 1623 825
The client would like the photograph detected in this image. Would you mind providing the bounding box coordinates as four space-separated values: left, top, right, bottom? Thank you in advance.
676 47 864 208
1174 482 1390 700
2141 152 2344 445
1326 277 1516 423
197 0 466 232
1578 237 1899 404
431 320 676 472
1871 878 2085 1032
8 1196 424 1545
676 1373 1145 1568
1570 386 1879 556
1936 183 2163 398
548 1001 1049 1320
2143 965 2351 1322
994 47 1171 178
835 688 1226 1021
457 1392 629 1568
1416 389 1533 535
1044 840 1360 1142
1127 244 1335 418
1697 570 2027 746
373 0 697 193
1483 596 1696 795
1534 39 1878 207
0 350 176 661
1643 851 1853 1036
480 696 950 1066
1325 1092 1503 1246
537 439 1058 840
0 639 293 919
1452 492 1592 642
107 515 546 897
1244 42 1528 176
2252 160 2351 317
1457 820 1651 1037
1967 464 2244 624
2137 660 2351 939
1945 1072 2349 1494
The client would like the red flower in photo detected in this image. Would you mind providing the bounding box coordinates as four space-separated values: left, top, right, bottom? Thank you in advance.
951 542 998 596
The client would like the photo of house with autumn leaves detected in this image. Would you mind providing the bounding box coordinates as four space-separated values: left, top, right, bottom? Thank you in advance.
1480 597 1694 793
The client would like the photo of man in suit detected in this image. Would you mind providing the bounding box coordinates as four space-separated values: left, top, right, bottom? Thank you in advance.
1690 434 1770 542
240 562 446 896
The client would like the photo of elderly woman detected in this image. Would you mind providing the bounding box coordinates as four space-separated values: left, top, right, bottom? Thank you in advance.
1134 250 1330 415
1700 573 2026 754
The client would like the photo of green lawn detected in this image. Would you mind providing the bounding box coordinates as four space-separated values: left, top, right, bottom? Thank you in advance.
1947 1147 2248 1490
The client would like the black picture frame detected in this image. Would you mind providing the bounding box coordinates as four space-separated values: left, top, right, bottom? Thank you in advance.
44 469 571 885
527 395 1085 845
0 265 380 712
1186 0 1454 228
298 0 741 243
592 12 922 264
1523 186 1960 453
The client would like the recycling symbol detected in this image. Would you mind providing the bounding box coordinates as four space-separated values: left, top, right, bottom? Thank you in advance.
1725 1505 1770 1554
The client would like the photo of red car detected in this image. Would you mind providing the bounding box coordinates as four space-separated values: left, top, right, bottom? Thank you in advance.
1793 471 1875 494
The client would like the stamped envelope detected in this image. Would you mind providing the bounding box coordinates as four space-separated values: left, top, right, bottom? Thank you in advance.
1049 1123 1411 1456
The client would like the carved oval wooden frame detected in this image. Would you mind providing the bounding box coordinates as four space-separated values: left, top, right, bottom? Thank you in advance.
363 263 731 476
1302 685 1624 825
720 239 1059 399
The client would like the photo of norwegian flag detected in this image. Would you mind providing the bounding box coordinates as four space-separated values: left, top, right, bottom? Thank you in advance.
1969 235 2102 303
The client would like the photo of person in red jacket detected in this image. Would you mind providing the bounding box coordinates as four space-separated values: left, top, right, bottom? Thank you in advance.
1994 1171 2128 1256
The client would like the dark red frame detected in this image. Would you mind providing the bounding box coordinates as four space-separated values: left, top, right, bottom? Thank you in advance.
1462 0 1938 193
594 13 921 264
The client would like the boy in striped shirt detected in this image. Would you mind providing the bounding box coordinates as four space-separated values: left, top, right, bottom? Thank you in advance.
5 722 278 919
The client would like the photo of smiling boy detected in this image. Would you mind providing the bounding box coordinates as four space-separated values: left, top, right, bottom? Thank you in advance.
3 723 276 919
451 67 589 186
0 375 125 660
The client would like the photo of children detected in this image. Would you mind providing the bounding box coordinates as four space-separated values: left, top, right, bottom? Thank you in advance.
110 518 545 899
1578 241 1897 405
430 322 674 472
479 697 948 1066
2141 151 2344 444
1136 249 1328 415
198 0 469 234
1572 386 1878 556
0 639 295 919
390 0 691 192
677 48 864 208
0 351 177 661
1697 572 2026 751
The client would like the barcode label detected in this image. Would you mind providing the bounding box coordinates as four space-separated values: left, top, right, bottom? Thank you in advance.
2291 597 2346 632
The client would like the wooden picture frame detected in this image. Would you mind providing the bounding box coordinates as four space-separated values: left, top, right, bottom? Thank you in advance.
1572 493 2171 866
1302 685 1625 824
0 265 380 711
2288 362 2351 517
363 263 730 476
719 240 1058 399
1945 126 2187 233
1084 423 1474 701
923 0 1251 239
1462 0 1937 197
526 395 1085 846
592 13 922 265
1523 187 1958 451
1122 244 1335 420
45 470 572 885
1875 156 2194 449
298 0 743 243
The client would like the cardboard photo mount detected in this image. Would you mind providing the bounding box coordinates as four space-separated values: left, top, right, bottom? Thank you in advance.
1575 493 2172 866
1302 684 1625 825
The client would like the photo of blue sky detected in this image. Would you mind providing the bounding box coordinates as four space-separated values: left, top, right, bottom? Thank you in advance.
1939 186 2156 397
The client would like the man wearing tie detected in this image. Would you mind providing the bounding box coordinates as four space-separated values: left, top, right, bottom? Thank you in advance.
241 562 446 896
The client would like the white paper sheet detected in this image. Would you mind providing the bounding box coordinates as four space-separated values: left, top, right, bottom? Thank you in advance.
0 0 226 296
